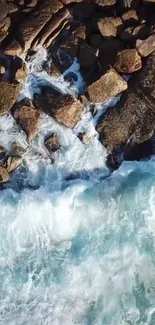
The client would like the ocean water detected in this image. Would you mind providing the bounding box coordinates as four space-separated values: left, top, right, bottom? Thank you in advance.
0 48 155 325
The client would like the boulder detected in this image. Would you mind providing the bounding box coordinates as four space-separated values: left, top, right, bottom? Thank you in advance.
4 0 63 56
0 78 20 115
136 34 155 57
98 17 123 38
12 98 41 142
33 86 83 128
114 49 142 73
0 166 9 184
96 52 155 151
87 68 127 103
5 156 22 173
44 134 60 152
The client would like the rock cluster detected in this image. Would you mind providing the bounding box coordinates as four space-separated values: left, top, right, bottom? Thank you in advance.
0 0 155 182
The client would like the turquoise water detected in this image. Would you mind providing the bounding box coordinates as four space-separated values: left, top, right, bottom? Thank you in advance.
1 160 155 325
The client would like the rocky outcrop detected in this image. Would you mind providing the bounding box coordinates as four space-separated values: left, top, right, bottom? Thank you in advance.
12 98 41 142
44 134 60 152
114 49 142 73
87 68 127 103
96 52 155 152
33 86 83 128
0 78 20 115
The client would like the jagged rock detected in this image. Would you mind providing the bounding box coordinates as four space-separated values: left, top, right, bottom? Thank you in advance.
73 25 86 40
0 166 9 183
33 86 83 128
10 141 27 157
93 0 117 6
87 68 127 103
136 34 155 57
8 3 18 13
15 62 28 81
120 25 150 44
5 156 22 173
96 52 155 151
32 8 69 49
122 10 138 26
98 17 123 38
12 98 41 142
114 49 142 73
0 78 20 115
44 134 60 152
0 1 8 23
4 0 63 56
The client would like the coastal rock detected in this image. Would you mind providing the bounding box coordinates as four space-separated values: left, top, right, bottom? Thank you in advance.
96 52 155 151
87 68 127 103
78 41 98 67
72 1 95 18
61 0 83 3
12 98 41 142
73 25 86 40
44 134 60 152
0 1 8 23
114 49 142 73
120 25 150 44
4 0 63 56
99 39 124 69
136 34 155 57
93 0 117 6
0 78 20 115
122 10 138 26
0 166 9 184
5 156 22 173
98 17 123 38
33 86 83 128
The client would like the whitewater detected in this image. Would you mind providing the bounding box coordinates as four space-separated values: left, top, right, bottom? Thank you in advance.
0 48 155 325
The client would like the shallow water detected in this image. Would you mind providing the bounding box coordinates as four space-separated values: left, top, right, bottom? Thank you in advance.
0 48 155 325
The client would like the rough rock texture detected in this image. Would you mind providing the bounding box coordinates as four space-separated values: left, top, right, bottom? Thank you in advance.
4 0 63 56
98 17 123 38
96 52 155 151
93 0 117 5
5 156 22 173
61 0 82 3
136 34 155 57
114 49 142 73
0 166 9 184
87 68 127 103
12 98 41 142
44 134 60 152
122 10 138 25
0 78 20 115
33 86 83 128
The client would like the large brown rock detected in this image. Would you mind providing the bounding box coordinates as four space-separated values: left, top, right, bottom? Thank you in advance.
136 34 155 57
44 134 60 152
33 86 83 128
12 98 41 142
98 17 123 38
0 166 9 184
96 52 155 151
0 78 20 115
114 49 142 73
4 0 63 56
87 68 127 103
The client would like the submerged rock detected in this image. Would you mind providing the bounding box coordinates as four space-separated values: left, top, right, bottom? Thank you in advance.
44 134 60 153
0 78 20 115
12 98 41 142
87 68 127 103
33 86 83 128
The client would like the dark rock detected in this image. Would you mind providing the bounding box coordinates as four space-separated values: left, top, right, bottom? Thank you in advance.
122 9 139 27
78 41 98 67
124 139 154 161
99 39 124 70
44 134 60 152
120 24 150 44
72 1 95 19
120 0 140 9
89 33 103 47
33 86 83 128
0 1 8 23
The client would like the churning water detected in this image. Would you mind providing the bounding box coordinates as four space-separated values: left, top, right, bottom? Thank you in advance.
0 48 155 325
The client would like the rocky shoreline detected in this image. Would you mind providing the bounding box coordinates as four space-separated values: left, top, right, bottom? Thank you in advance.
1 0 155 182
